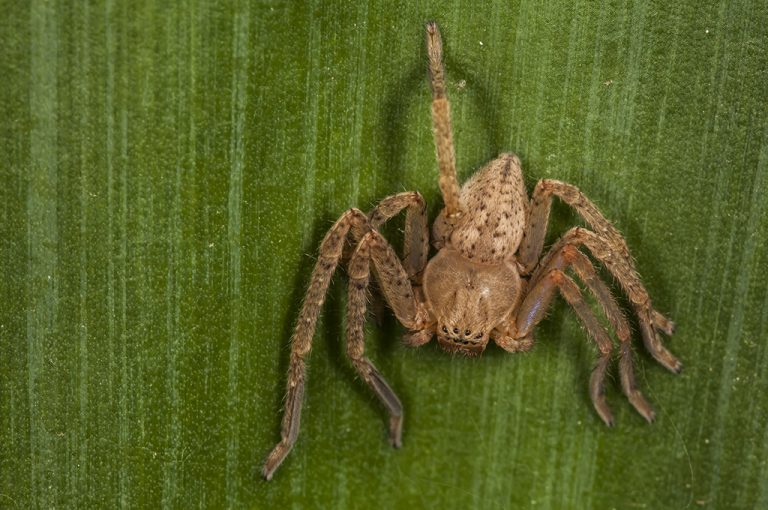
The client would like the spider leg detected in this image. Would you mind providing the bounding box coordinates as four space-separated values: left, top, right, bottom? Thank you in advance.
652 309 676 335
529 244 655 422
426 22 462 218
262 193 429 481
366 192 429 326
347 230 430 449
261 209 368 480
537 227 681 374
515 269 617 426
519 179 631 273
368 192 433 348
518 179 680 372
368 191 429 282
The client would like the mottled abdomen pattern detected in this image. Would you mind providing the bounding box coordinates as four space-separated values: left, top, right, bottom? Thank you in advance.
449 153 529 264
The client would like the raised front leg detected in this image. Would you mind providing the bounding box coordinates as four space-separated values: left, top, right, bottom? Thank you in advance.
426 22 462 219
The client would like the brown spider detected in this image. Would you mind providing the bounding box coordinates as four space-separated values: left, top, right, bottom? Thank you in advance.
262 22 681 480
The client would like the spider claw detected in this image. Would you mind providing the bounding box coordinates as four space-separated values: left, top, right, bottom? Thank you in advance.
261 443 290 482
628 390 656 423
389 415 403 448
661 354 683 374
651 310 676 336
594 401 614 427
642 327 682 374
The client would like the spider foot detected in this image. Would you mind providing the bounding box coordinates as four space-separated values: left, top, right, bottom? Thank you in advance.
652 339 683 374
640 310 683 374
627 390 656 423
261 441 290 481
388 415 403 448
651 310 675 336
593 398 615 427
590 356 614 426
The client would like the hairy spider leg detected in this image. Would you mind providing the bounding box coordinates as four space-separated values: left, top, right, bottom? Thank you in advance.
520 179 680 372
262 193 429 480
536 227 681 374
261 209 367 480
426 22 462 219
347 230 431 451
515 269 617 425
528 244 655 422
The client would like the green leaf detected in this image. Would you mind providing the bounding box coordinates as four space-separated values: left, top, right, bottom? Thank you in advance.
2 1 767 508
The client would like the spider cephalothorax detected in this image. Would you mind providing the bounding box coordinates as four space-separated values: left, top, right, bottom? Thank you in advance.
424 246 522 357
262 22 681 481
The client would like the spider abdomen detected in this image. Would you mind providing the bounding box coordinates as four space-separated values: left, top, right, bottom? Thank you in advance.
448 153 529 264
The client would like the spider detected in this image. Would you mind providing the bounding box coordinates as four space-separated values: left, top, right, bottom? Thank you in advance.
262 22 681 480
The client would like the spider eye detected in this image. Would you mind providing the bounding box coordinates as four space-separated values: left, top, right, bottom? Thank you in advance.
475 332 483 339
453 327 459 334
442 326 448 333
464 329 471 336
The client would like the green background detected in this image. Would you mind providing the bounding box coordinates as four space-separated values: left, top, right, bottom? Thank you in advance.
2 1 767 508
